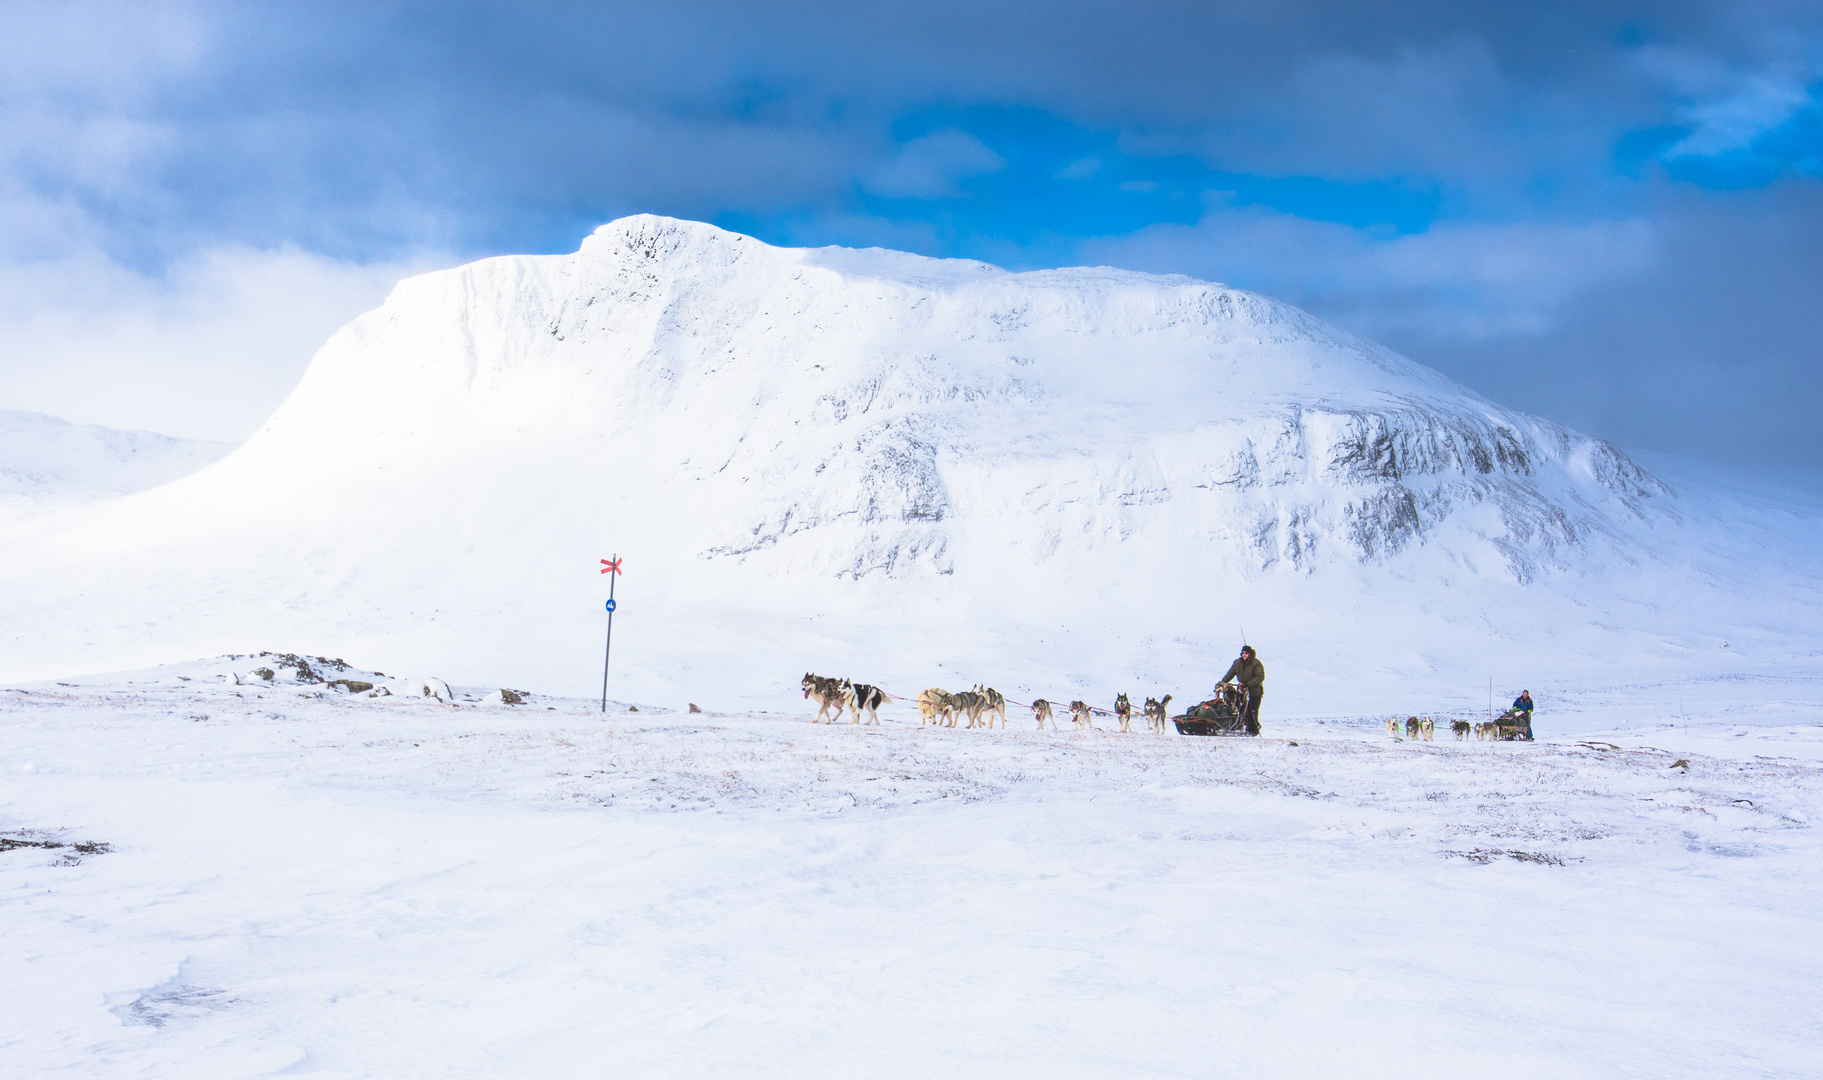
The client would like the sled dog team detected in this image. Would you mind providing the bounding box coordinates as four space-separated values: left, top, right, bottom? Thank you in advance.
807 673 1527 743
806 673 1178 734
927 688 1172 733
1385 716 1525 742
1386 716 1439 741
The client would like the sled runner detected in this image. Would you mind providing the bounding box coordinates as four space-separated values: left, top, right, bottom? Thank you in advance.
1172 686 1255 736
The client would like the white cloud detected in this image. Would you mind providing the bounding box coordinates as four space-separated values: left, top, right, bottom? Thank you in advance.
0 245 443 441
860 129 1006 199
1632 43 1821 160
1077 201 1656 342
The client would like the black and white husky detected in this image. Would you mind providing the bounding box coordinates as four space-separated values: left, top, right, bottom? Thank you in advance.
842 680 886 725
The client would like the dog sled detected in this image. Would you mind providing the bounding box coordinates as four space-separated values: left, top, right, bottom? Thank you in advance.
1490 709 1534 741
1172 685 1256 737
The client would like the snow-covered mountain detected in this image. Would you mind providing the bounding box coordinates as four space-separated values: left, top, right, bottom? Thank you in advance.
241 214 1670 584
0 216 1816 704
0 410 233 510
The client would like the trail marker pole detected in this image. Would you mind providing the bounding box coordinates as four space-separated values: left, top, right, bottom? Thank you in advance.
600 555 623 714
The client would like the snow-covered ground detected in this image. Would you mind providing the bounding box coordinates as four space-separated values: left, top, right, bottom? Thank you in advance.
4 657 1819 1077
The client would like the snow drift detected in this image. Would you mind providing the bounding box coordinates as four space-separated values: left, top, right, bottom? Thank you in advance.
0 216 1816 704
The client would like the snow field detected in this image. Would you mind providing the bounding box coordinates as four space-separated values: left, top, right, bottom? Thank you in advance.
4 675 1820 1078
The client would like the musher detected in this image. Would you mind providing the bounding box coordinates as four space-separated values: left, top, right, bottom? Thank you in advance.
1512 690 1535 739
1216 645 1265 736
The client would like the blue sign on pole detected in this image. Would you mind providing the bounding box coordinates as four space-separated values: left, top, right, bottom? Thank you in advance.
600 554 622 714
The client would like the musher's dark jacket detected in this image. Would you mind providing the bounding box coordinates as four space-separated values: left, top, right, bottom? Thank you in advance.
1219 655 1265 693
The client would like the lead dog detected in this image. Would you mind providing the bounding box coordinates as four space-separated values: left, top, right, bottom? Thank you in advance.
802 673 847 724
1386 717 1403 739
1031 698 1055 730
1114 692 1133 733
1069 700 1094 730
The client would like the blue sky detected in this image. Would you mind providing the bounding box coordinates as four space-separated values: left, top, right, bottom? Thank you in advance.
0 0 1820 476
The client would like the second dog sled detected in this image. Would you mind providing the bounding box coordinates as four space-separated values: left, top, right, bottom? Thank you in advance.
1172 685 1256 737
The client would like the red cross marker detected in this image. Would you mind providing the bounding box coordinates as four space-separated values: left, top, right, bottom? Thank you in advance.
600 558 623 575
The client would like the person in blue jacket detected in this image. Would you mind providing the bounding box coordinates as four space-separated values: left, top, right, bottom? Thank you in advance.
1512 690 1535 738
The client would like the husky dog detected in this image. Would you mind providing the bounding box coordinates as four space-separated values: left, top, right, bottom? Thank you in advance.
802 673 847 723
918 688 956 726
1114 693 1133 733
1031 698 1055 730
1473 721 1495 741
953 688 986 728
1450 719 1472 741
1405 716 1422 739
980 686 1007 729
1143 694 1173 734
1069 700 1094 730
1419 716 1436 741
843 680 885 725
1386 717 1402 739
